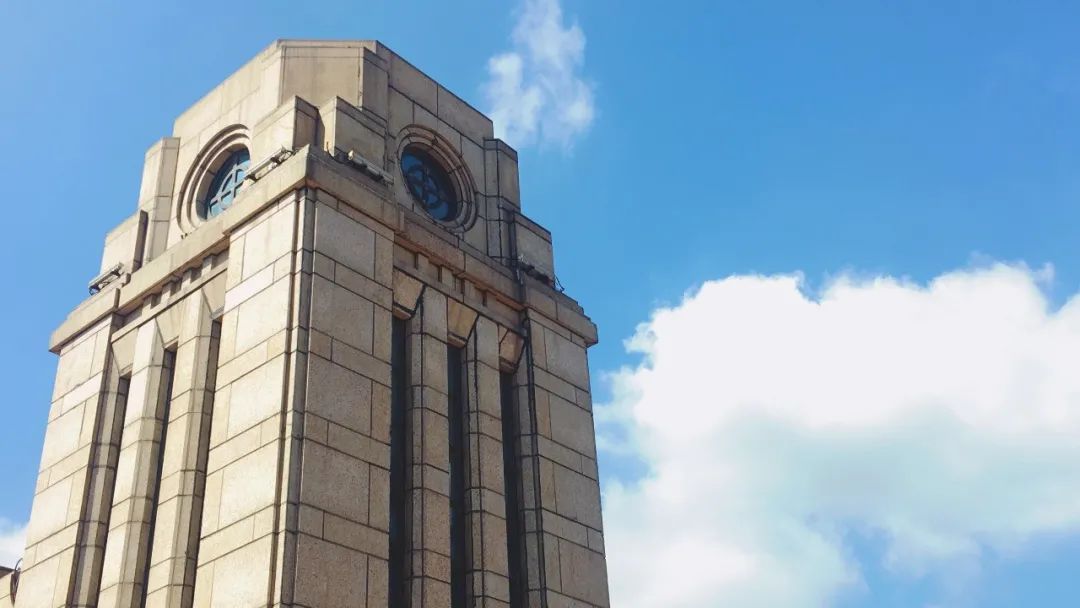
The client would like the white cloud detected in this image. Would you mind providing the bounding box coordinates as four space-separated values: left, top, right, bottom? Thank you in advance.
0 519 25 567
484 0 595 149
599 263 1080 607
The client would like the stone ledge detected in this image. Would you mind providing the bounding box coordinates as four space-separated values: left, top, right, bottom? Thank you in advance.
49 288 119 353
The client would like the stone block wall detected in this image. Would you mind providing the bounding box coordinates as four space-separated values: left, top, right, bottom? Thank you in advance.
189 193 300 608
515 312 609 607
0 570 13 608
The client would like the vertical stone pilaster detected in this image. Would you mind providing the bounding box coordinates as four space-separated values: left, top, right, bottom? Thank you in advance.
269 194 314 608
464 316 512 607
406 287 452 608
509 350 547 608
70 356 129 607
97 320 170 608
144 292 220 607
18 316 116 608
137 137 179 264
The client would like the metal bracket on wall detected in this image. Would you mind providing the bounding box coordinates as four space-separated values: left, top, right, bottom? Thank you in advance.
9 558 20 602
88 263 127 295
244 147 293 184
512 256 564 292
341 148 394 185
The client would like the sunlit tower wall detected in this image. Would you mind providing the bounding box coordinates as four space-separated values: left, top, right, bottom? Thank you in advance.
17 40 610 608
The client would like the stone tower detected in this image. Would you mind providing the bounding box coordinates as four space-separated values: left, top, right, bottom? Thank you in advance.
14 40 609 608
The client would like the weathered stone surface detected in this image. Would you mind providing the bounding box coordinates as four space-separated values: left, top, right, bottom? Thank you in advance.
216 443 278 530
300 440 370 524
294 534 369 607
311 274 375 353
306 355 372 434
313 203 376 277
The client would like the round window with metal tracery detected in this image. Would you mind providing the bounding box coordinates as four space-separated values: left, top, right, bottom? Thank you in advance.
202 148 251 219
400 147 458 221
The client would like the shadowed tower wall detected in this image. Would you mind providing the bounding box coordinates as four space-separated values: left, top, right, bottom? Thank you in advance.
15 40 610 608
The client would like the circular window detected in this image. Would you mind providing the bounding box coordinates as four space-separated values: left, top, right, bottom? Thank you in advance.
201 148 251 218
401 147 458 221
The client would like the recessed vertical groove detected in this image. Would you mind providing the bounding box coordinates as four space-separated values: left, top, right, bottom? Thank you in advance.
186 320 221 607
500 371 525 608
389 317 409 608
72 368 130 608
447 345 467 608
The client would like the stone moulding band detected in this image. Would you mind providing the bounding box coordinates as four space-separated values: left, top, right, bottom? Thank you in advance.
175 124 252 236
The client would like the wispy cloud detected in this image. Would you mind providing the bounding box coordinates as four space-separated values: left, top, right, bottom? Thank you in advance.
483 0 595 150
0 519 25 567
600 263 1080 606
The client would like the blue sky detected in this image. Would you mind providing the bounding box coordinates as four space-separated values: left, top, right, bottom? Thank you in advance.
4 1 1080 605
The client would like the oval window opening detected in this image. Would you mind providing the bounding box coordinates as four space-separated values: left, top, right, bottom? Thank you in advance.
401 147 458 221
202 148 251 219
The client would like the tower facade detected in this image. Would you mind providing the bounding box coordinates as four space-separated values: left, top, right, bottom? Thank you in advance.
15 40 609 608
